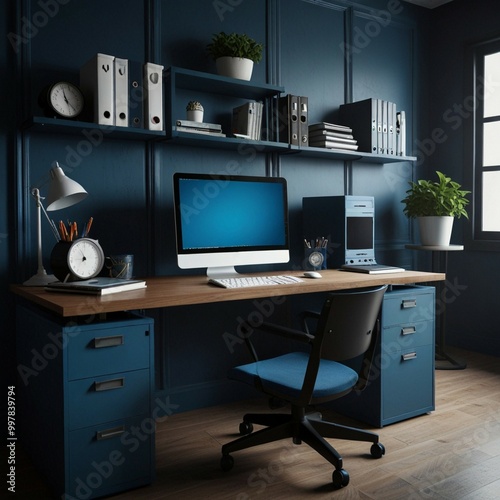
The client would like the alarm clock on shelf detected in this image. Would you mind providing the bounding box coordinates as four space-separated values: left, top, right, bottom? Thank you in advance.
39 81 85 119
50 238 105 282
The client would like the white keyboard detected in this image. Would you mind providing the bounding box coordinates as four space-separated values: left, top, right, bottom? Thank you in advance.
208 275 304 289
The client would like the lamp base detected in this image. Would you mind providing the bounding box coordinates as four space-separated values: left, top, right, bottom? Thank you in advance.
23 270 59 287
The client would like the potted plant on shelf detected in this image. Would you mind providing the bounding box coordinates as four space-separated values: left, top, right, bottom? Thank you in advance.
401 170 470 246
186 101 204 122
207 32 263 81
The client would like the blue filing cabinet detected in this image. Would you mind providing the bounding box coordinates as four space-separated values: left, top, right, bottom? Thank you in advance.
329 285 435 427
16 305 155 498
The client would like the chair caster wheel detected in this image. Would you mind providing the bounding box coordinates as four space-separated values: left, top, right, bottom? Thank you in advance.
371 442 385 458
239 421 253 435
332 468 349 489
220 454 234 471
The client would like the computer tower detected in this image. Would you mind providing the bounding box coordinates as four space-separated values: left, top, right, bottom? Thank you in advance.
302 195 375 269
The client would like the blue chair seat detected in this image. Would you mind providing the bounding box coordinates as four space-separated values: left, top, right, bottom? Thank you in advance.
228 352 358 401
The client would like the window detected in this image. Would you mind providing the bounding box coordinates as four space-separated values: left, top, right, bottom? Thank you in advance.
470 38 500 248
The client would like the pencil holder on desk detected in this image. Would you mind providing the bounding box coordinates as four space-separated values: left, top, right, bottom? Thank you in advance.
304 247 327 270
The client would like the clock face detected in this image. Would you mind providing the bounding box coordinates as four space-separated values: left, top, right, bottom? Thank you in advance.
308 251 324 268
67 239 105 279
48 82 84 118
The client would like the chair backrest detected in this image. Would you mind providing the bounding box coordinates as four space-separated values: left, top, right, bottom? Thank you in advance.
315 285 388 362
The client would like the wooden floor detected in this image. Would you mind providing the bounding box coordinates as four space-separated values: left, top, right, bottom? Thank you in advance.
13 348 500 499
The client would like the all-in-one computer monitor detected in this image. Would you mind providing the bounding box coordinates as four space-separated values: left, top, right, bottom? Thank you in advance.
173 173 290 277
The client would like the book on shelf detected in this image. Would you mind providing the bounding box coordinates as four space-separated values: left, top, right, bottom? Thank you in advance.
232 101 263 140
45 277 147 295
308 129 355 140
175 119 222 132
308 122 353 134
308 139 359 151
173 125 226 137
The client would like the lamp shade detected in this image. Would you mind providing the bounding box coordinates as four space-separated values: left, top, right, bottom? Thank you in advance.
46 163 88 211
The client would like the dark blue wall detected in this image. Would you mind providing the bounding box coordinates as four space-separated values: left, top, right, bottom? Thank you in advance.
3 0 496 414
426 0 500 355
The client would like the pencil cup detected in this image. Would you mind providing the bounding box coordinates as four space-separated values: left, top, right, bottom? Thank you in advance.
106 254 134 279
304 247 327 270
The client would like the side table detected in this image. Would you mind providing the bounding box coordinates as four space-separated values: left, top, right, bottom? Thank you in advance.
406 244 466 370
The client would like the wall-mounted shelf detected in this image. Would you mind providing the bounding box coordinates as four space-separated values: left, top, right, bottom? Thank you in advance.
168 130 290 153
286 144 417 163
165 67 417 165
166 66 285 100
165 66 284 146
23 116 166 141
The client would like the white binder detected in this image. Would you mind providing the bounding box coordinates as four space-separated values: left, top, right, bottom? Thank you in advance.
80 53 115 126
114 57 128 127
143 62 164 131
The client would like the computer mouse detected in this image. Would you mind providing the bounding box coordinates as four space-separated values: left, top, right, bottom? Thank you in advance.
303 271 322 279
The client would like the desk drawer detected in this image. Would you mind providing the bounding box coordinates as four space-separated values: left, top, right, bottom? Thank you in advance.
68 415 153 498
382 321 434 352
382 344 434 422
68 369 150 430
382 287 435 328
67 321 152 381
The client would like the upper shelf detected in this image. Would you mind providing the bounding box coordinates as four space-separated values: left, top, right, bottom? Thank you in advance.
166 66 285 100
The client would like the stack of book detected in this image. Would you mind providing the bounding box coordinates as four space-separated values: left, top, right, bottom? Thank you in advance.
232 101 263 140
174 119 226 137
308 122 358 151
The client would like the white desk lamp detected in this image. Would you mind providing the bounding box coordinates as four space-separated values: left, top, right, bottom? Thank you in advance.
23 162 88 286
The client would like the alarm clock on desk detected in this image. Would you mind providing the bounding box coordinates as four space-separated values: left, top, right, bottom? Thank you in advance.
50 238 105 282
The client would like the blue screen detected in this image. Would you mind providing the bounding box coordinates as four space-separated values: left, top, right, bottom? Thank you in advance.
174 174 288 253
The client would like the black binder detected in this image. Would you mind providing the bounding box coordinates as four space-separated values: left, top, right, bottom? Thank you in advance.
339 98 378 154
298 96 309 146
277 94 299 145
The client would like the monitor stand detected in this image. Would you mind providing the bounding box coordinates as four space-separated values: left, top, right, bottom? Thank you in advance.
206 266 239 278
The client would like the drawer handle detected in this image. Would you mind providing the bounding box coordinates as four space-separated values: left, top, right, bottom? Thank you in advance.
402 352 417 361
94 378 125 392
93 335 124 349
402 326 417 336
96 425 125 441
402 299 417 309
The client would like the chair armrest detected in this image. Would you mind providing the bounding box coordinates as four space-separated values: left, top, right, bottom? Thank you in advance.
257 322 314 344
299 310 320 335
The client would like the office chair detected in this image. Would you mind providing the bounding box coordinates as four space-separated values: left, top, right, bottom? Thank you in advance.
220 285 388 489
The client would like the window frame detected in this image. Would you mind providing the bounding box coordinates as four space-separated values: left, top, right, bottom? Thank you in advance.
465 36 500 251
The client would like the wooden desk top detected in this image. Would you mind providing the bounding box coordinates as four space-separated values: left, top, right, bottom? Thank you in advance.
10 269 445 317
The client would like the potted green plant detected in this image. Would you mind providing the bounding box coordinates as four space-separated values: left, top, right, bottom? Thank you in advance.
207 32 263 81
186 101 204 122
401 170 470 246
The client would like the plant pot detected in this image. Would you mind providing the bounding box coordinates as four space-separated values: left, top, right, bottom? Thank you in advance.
417 216 454 246
186 109 204 122
216 57 254 81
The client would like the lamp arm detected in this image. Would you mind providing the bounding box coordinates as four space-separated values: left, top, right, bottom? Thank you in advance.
32 188 46 276
38 195 61 241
